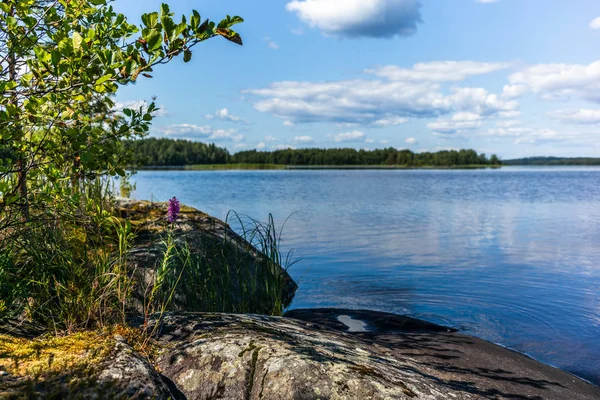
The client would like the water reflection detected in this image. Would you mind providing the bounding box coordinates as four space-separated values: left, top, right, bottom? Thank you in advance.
131 167 600 384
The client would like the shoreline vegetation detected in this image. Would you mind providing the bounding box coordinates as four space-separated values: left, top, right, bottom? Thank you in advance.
125 138 503 169
126 138 600 170
137 163 501 171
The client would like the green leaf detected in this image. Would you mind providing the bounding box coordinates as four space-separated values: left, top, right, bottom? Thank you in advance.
58 39 72 56
142 12 159 28
145 29 162 52
123 109 132 117
51 50 61 67
72 32 83 51
95 74 113 86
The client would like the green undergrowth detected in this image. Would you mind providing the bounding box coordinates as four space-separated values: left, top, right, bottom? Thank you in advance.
0 177 296 336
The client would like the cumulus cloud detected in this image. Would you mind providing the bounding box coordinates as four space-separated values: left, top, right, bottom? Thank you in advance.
428 112 483 135
331 131 366 142
245 61 517 126
481 126 578 144
273 144 297 150
508 60 600 102
590 17 600 30
286 0 422 38
405 137 418 144
205 108 246 123
372 116 408 127
367 61 511 82
501 84 528 99
549 109 600 124
256 142 266 149
293 135 314 143
156 124 244 142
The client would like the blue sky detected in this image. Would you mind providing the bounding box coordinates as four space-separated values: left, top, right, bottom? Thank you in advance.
114 0 600 159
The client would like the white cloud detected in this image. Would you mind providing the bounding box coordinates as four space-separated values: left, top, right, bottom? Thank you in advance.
509 60 600 102
405 137 418 144
501 84 528 99
246 61 516 126
448 87 518 116
293 135 314 143
367 61 511 82
157 124 212 136
332 131 366 142
209 129 244 142
428 112 484 135
265 135 278 141
495 120 520 128
286 0 422 38
549 109 600 124
205 108 246 123
283 120 295 126
264 36 280 50
256 142 266 149
157 124 244 142
372 116 408 127
273 144 297 150
482 126 579 144
365 138 375 143
380 139 390 144
590 17 600 30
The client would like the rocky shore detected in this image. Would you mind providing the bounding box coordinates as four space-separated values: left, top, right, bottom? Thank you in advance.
1 200 599 399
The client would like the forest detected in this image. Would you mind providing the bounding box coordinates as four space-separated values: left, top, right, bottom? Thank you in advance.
125 138 230 166
503 157 600 166
126 138 502 167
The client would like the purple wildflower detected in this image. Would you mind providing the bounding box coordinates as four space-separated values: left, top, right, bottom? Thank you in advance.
167 196 181 223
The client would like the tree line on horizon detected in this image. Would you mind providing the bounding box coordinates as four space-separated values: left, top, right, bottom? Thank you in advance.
125 138 502 167
503 157 600 166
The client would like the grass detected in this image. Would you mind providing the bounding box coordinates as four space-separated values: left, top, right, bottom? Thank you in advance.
150 211 297 317
0 174 297 334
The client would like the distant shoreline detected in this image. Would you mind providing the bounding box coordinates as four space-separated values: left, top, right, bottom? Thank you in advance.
134 164 502 171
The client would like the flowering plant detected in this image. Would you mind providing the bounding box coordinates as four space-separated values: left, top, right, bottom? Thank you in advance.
167 197 181 223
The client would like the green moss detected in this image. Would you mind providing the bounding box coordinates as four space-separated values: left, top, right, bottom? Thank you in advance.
0 331 114 378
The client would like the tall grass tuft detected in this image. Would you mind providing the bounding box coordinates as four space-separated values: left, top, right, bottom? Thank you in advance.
167 212 298 316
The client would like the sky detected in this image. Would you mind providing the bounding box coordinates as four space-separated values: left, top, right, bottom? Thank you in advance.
113 0 600 159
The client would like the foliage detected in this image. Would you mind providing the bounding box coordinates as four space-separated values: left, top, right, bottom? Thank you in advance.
159 212 297 316
125 137 231 166
125 138 502 167
503 157 600 166
0 1 247 332
232 147 501 167
0 0 243 225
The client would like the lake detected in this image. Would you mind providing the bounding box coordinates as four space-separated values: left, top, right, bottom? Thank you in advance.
129 167 600 384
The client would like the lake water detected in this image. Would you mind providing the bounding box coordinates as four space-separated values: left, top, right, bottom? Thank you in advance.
130 167 600 384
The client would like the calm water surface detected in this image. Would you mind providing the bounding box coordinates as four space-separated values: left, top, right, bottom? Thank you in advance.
130 167 600 384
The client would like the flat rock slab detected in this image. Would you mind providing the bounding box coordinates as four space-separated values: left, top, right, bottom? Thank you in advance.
285 308 600 400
